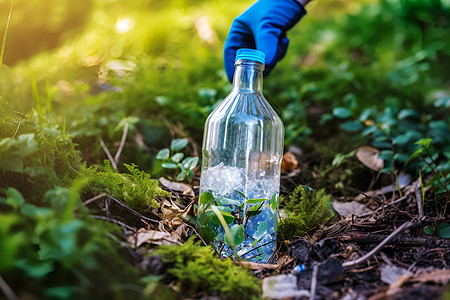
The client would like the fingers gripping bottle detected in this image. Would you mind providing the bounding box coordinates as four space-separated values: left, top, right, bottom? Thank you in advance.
198 49 284 263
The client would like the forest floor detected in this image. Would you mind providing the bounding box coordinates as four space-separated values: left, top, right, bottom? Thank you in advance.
84 149 450 300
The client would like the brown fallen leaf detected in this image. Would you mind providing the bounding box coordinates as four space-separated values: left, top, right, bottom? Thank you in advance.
159 177 195 197
127 228 181 247
410 269 450 285
356 146 383 172
281 152 299 173
161 199 193 229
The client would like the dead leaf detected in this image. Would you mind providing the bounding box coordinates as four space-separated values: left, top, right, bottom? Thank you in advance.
332 201 372 217
161 199 193 229
127 228 181 247
410 269 450 285
356 146 383 172
281 152 298 173
380 264 413 285
159 177 194 197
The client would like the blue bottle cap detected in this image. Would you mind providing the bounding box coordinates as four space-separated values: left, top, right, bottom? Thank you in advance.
235 48 265 65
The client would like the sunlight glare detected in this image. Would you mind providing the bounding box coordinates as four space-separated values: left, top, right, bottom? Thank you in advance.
115 17 132 34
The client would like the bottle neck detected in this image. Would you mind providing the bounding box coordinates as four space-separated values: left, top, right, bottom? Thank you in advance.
232 60 264 93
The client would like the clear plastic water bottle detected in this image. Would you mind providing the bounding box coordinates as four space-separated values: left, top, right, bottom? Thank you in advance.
197 49 284 263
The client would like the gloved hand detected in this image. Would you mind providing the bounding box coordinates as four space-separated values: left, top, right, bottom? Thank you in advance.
223 0 307 82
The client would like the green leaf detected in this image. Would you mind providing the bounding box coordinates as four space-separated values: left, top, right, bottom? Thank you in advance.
339 121 362 132
171 152 184 163
224 224 245 247
182 157 199 170
171 138 188 152
176 170 186 181
358 108 372 122
6 188 25 208
415 138 432 149
156 148 170 160
423 226 435 235
436 223 450 238
199 191 214 205
254 221 268 240
246 203 263 217
405 148 424 165
161 162 177 169
211 210 235 226
392 135 410 145
378 150 393 160
269 193 277 210
246 198 267 204
397 109 419 120
332 107 351 119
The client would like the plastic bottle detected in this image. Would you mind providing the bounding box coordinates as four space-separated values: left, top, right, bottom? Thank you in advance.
197 49 284 263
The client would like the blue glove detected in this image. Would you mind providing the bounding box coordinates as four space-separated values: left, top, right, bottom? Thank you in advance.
224 0 307 82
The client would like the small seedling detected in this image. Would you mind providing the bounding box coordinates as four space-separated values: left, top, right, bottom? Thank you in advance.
156 138 198 182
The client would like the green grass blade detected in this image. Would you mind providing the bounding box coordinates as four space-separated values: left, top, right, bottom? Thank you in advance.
0 0 15 70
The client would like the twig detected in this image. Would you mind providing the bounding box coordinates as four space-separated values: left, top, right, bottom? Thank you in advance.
342 221 414 268
0 276 18 300
73 193 107 212
309 264 319 300
238 261 280 271
99 137 118 171
11 120 21 139
415 184 425 219
336 232 428 247
183 222 208 246
356 195 409 218
90 215 135 231
114 122 128 164
108 196 160 224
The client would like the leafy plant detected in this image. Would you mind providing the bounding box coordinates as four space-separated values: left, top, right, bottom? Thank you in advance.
278 185 334 241
153 238 262 300
0 186 144 299
197 189 278 262
155 138 198 182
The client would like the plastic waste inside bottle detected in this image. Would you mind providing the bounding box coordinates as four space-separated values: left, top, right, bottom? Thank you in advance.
197 49 284 263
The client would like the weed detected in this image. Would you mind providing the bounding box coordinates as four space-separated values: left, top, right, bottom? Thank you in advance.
278 186 334 241
153 238 262 300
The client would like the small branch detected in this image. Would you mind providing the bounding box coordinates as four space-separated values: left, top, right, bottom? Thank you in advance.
238 261 280 271
73 193 107 212
356 195 409 218
11 120 21 139
99 138 118 171
183 222 208 247
114 122 129 164
309 264 319 300
90 215 135 231
0 276 18 300
415 184 425 219
342 221 414 268
108 196 160 224
336 232 428 247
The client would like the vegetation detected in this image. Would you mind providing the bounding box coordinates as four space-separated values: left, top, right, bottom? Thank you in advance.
0 0 449 298
278 186 334 241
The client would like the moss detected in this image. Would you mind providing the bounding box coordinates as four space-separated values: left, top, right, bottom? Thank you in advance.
278 186 334 241
153 238 262 300
80 162 169 212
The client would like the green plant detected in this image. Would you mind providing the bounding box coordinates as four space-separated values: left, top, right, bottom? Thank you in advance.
81 162 169 213
0 186 144 299
153 238 262 300
197 190 277 261
332 102 450 215
155 138 198 182
278 185 334 240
